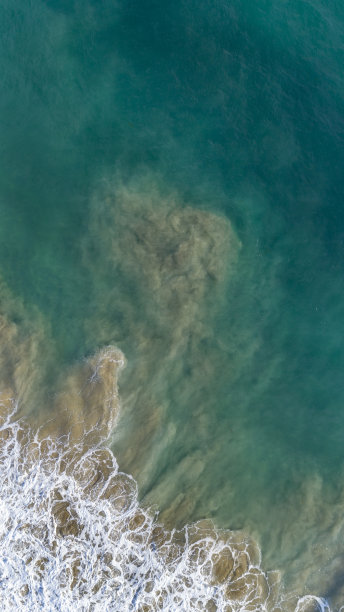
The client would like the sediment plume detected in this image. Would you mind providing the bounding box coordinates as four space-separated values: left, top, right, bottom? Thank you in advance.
45 346 126 446
83 175 241 503
0 277 52 414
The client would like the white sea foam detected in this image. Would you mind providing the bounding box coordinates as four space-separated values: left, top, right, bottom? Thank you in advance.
0 399 331 611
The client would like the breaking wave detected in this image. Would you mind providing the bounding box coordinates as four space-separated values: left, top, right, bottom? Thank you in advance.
0 389 330 611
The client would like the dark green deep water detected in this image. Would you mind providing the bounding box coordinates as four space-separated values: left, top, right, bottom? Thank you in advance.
1 0 344 603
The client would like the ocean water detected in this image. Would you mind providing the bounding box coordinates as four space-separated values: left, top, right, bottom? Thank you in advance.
1 0 344 609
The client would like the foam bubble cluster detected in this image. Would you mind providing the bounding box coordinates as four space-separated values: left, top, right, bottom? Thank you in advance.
0 398 331 612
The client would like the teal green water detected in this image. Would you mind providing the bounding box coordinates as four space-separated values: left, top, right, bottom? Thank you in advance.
1 0 344 603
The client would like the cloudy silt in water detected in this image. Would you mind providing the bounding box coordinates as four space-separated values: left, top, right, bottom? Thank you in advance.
1 0 344 609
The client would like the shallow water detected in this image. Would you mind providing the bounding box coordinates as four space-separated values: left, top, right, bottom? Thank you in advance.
1 0 344 608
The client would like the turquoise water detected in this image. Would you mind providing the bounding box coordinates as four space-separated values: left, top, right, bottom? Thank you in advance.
1 0 344 606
